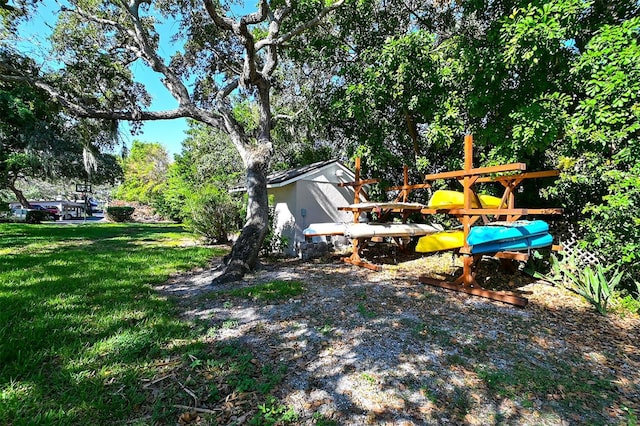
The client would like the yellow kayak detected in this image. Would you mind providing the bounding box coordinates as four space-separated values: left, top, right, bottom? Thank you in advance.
427 190 503 209
415 230 465 253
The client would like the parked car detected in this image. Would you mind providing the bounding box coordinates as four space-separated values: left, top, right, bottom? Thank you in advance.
31 205 59 221
10 208 51 223
10 208 30 222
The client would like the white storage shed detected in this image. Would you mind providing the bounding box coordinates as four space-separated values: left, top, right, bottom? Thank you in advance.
264 160 363 256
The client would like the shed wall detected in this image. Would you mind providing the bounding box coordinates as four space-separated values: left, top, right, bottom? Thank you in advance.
269 162 358 256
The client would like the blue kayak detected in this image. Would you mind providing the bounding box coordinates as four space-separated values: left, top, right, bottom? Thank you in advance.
471 232 553 254
466 220 549 246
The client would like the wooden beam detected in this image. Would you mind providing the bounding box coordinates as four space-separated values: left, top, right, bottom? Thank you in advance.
494 251 530 261
342 257 382 271
424 163 527 181
426 207 563 216
386 182 431 192
338 205 424 212
338 178 379 187
419 276 529 307
303 231 345 237
464 134 474 170
474 169 560 183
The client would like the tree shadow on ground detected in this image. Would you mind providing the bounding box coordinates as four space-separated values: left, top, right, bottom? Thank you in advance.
0 224 218 425
169 255 639 425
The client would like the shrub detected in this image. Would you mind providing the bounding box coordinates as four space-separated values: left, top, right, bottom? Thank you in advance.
565 263 624 315
25 209 52 223
184 186 241 243
260 202 289 257
106 206 135 222
615 294 640 316
534 255 628 315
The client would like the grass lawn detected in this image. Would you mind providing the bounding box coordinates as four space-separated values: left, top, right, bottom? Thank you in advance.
3 223 638 425
0 223 226 425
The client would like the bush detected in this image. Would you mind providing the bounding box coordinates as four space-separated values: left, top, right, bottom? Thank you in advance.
26 209 53 223
565 264 624 316
540 254 630 316
184 186 241 243
106 206 135 222
260 204 289 257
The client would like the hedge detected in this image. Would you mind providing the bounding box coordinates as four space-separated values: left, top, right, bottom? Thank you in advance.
106 206 135 222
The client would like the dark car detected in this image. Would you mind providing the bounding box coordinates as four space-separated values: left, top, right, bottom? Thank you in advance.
32 205 60 220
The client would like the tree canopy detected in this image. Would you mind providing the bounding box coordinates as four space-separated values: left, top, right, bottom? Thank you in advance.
271 0 639 287
2 0 638 287
113 140 170 204
1 0 346 281
0 53 122 206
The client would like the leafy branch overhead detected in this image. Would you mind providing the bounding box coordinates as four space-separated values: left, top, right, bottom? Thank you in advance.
1 0 344 139
1 0 347 281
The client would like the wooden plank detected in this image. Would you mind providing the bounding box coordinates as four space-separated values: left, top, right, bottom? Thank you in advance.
419 276 529 307
436 207 563 215
342 257 382 271
474 169 559 183
494 251 530 261
338 206 424 213
418 208 442 215
338 178 379 187
386 182 431 191
420 207 562 216
424 163 527 181
303 231 345 237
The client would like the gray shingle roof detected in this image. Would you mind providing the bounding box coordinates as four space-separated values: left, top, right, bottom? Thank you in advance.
230 159 342 192
266 159 338 185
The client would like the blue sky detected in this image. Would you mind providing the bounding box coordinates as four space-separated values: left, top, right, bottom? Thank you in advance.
15 2 193 159
121 23 189 160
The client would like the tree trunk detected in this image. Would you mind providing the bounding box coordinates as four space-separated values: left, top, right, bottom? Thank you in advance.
213 150 271 284
404 109 420 159
7 181 31 208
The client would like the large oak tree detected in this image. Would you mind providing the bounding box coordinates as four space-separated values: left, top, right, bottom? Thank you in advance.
1 0 343 282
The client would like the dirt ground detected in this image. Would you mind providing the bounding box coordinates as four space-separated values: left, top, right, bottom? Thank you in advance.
156 251 640 425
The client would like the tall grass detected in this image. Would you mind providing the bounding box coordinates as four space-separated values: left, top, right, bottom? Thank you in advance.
0 223 224 425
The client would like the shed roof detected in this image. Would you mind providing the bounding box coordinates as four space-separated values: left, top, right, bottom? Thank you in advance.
231 159 352 192
266 159 341 187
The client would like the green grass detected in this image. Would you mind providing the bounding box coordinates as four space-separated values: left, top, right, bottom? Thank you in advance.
475 361 614 402
0 223 226 425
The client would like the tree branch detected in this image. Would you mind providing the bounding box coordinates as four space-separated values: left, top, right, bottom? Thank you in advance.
257 5 290 77
0 74 222 126
117 0 193 105
216 78 239 102
203 0 234 31
240 0 269 25
61 5 131 35
255 0 345 51
204 0 269 87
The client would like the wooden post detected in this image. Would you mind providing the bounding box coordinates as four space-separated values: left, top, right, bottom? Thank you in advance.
461 135 475 286
419 135 529 307
353 157 361 222
340 157 382 271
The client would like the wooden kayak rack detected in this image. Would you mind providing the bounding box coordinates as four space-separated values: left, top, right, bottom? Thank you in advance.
337 135 562 306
